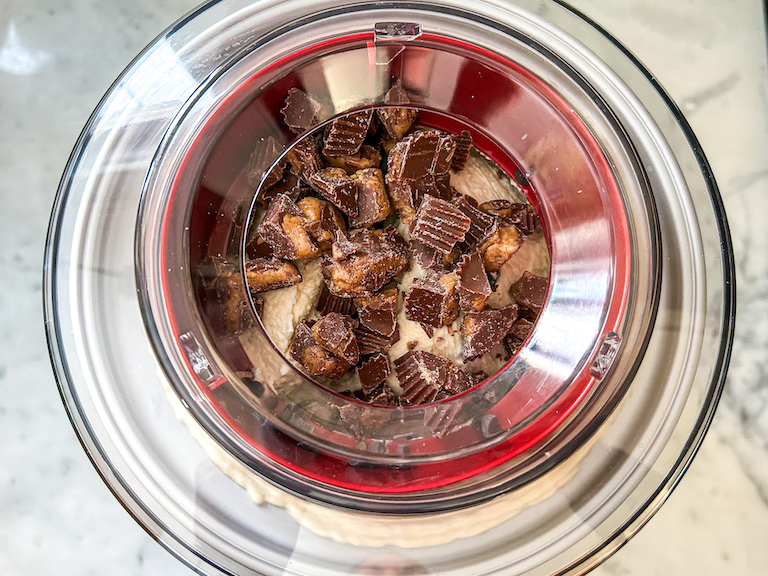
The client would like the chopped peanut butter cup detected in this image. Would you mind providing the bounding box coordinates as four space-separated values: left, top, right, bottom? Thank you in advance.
457 251 492 312
290 321 351 379
322 228 409 297
244 257 302 293
286 135 322 184
462 305 518 361
355 287 398 337
324 144 382 174
377 79 419 140
298 197 345 251
316 284 355 317
350 168 391 227
394 350 453 405
510 271 548 314
451 130 472 171
455 194 497 247
256 193 319 260
312 313 360 365
480 224 524 272
404 272 459 329
355 325 400 356
410 195 471 254
357 353 391 394
281 88 323 134
387 130 456 181
322 110 373 157
309 167 358 216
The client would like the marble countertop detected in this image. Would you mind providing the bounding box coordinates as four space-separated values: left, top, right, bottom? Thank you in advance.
2 0 767 574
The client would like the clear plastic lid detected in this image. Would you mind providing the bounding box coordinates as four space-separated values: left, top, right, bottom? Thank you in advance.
45 0 734 574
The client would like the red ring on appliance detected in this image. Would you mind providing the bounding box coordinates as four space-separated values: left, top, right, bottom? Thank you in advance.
159 32 631 494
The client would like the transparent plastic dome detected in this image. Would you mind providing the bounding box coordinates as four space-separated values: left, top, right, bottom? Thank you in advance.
45 0 734 574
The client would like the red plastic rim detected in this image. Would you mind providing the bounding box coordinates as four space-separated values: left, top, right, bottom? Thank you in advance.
157 32 631 494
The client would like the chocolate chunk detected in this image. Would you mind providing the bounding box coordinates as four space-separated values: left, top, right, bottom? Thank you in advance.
404 272 459 328
248 135 285 189
445 369 474 396
367 383 400 406
456 251 492 311
281 88 323 134
297 197 346 250
257 170 308 207
503 334 523 358
377 80 419 139
357 353 391 394
324 144 382 174
350 382 388 405
462 306 518 361
355 325 400 355
350 168 391 227
385 173 452 224
421 322 438 337
262 162 286 192
510 271 548 314
355 287 398 337
322 228 410 297
478 199 514 219
286 136 322 184
385 175 418 223
480 225 523 272
503 317 534 359
322 110 373 157
244 257 302 293
410 195 471 254
290 321 351 379
394 350 453 405
479 200 540 235
455 195 497 246
256 193 319 260
410 238 442 270
316 284 355 316
510 317 534 341
312 313 360 365
245 235 274 259
387 131 456 181
309 167 358 216
210 257 256 335
451 130 472 171
506 203 540 235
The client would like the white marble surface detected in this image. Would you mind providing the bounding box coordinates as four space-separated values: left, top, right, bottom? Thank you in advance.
1 0 767 574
